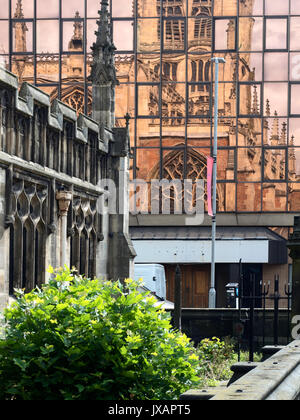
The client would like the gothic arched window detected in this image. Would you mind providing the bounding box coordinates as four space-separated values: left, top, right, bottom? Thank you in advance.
8 178 49 294
151 147 221 213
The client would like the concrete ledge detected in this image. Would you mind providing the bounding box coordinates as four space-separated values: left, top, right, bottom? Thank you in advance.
210 341 300 400
180 384 227 401
227 362 260 386
262 345 285 361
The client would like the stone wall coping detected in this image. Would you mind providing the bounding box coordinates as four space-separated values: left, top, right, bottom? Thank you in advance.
211 340 300 400
0 151 106 196
0 66 109 153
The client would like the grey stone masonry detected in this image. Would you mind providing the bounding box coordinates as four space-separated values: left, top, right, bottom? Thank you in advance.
0 58 134 307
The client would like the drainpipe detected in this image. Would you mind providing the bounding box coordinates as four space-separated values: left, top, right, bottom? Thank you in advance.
56 190 72 268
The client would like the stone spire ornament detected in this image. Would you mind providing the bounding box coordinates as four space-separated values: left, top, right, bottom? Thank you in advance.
252 85 259 115
279 122 287 145
270 111 279 146
14 0 25 18
89 0 119 129
266 98 271 117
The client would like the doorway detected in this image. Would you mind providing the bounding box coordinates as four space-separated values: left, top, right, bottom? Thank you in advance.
165 264 210 308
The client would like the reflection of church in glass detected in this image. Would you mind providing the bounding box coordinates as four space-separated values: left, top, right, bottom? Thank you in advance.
11 0 300 213
12 0 92 114
129 0 300 213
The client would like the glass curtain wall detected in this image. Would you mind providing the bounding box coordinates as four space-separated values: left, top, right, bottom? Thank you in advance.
1 0 300 213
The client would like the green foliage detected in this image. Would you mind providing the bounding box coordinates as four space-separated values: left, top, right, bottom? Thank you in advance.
0 267 200 400
195 337 236 387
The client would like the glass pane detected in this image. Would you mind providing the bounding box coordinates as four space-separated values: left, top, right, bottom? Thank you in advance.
264 53 288 81
290 17 300 51
137 18 160 53
221 183 236 212
188 84 211 117
0 56 9 69
187 121 211 147
63 20 84 52
137 84 160 117
237 183 262 211
13 21 33 53
265 0 289 15
291 0 300 15
213 83 236 116
162 83 186 118
36 21 59 53
163 18 185 51
264 149 286 181
62 0 84 18
87 0 102 18
162 57 185 82
214 0 237 16
238 118 262 146
36 0 59 18
136 119 160 148
136 148 161 180
263 184 287 212
240 53 263 82
0 0 9 18
289 183 300 211
290 53 300 81
112 0 133 17
113 20 134 51
288 149 300 181
265 19 287 50
239 84 261 116
218 149 235 180
36 55 59 82
214 19 236 51
87 19 97 52
61 54 85 79
161 120 185 147
0 21 9 54
188 55 211 82
264 83 288 116
115 84 135 118
11 55 34 81
290 150 300 178
12 0 33 18
239 17 263 51
239 0 263 16
264 118 288 145
188 17 212 50
115 54 135 82
291 84 300 115
289 119 300 146
237 148 262 181
136 0 157 18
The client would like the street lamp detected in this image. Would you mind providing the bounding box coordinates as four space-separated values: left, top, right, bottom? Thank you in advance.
209 57 226 309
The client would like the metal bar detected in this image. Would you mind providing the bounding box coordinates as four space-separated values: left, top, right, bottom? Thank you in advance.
209 57 225 309
274 275 279 346
249 273 255 362
174 264 182 332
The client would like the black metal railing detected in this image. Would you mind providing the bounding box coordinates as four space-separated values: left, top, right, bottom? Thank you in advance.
238 272 292 362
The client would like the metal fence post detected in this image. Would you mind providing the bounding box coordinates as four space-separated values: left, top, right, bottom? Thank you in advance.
274 275 280 346
249 274 255 362
174 264 182 332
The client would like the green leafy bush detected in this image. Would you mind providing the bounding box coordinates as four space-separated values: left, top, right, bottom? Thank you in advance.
196 337 235 387
0 268 200 400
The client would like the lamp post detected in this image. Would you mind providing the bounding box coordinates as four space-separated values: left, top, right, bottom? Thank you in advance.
209 57 226 309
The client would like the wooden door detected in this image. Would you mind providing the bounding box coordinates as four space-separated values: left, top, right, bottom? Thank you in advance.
165 265 210 308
